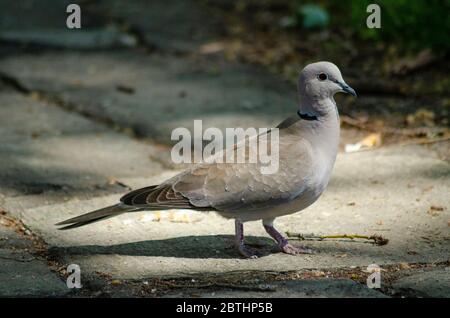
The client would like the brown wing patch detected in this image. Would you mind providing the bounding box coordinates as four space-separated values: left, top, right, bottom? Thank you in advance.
120 185 158 205
120 184 213 210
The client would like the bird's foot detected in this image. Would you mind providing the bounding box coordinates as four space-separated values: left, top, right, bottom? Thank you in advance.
281 243 314 255
237 244 259 259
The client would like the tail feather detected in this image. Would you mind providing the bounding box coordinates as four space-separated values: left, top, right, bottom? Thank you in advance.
56 204 138 230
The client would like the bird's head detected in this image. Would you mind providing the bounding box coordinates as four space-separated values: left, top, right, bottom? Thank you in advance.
298 61 356 101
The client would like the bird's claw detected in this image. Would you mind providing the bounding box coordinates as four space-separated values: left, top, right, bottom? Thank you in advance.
281 243 314 255
237 244 259 259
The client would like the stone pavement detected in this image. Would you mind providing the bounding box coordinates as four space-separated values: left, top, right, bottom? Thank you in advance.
0 0 449 298
164 280 388 298
0 51 294 146
0 213 68 297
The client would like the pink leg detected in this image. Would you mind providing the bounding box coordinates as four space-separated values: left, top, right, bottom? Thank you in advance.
235 220 258 259
263 220 313 255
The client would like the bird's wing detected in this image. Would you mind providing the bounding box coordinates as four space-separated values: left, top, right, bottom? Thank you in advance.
121 124 315 213
120 184 206 209
174 130 313 212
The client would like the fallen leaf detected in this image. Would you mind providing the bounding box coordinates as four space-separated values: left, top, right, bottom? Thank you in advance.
311 270 325 277
199 41 225 54
361 133 382 147
399 262 411 270
107 176 118 185
406 108 435 127
345 133 382 152
428 205 444 216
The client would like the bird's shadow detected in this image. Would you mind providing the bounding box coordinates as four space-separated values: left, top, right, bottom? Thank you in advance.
50 235 279 259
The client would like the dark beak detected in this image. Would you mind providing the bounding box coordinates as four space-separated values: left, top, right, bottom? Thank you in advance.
339 83 357 97
342 84 357 97
335 80 357 97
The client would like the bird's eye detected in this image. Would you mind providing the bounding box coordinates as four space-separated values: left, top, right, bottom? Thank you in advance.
318 73 328 81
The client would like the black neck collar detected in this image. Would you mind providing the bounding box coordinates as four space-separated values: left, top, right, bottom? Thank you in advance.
297 111 318 121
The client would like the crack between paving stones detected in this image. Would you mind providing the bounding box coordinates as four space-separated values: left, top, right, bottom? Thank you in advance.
0 71 30 94
0 255 36 262
0 70 169 157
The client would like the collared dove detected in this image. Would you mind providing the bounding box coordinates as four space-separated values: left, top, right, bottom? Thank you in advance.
57 61 356 258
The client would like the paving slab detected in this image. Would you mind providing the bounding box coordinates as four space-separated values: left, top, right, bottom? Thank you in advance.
0 0 135 49
0 51 296 145
89 0 221 52
0 222 33 250
165 279 388 298
0 91 166 213
392 268 450 298
16 145 450 279
0 248 69 297
0 216 69 297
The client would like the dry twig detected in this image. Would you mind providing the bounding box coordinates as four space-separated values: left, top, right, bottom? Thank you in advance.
286 232 389 246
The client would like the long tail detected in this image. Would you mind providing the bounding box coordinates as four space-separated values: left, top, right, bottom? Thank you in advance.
56 204 139 230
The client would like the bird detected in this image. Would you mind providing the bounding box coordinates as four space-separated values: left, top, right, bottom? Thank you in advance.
56 61 356 258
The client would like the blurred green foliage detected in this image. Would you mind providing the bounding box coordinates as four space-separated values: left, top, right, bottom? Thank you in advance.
280 4 329 30
287 0 450 52
349 0 450 52
298 4 329 29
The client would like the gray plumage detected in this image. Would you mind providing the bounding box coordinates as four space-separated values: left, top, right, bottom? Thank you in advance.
57 61 356 258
